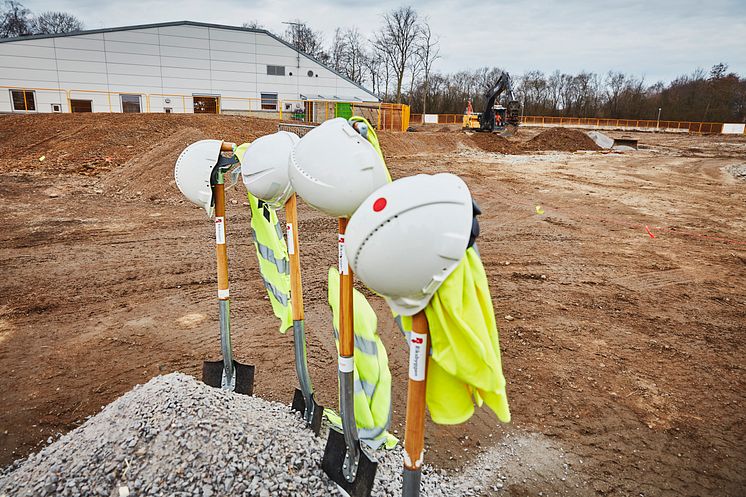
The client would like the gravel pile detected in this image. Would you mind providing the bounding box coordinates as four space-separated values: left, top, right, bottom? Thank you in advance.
0 373 482 497
727 163 746 180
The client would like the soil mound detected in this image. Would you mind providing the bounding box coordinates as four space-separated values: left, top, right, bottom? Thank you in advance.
96 127 206 200
469 133 516 153
378 131 467 157
468 128 599 154
522 128 601 152
0 113 276 176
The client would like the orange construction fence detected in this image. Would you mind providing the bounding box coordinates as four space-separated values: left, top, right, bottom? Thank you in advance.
409 113 725 133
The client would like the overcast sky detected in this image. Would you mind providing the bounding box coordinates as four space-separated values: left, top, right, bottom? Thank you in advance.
24 0 746 84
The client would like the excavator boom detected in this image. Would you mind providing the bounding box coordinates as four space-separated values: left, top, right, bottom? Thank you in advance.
474 72 520 132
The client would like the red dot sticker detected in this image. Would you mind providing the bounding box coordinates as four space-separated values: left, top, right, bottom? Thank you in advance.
373 197 387 212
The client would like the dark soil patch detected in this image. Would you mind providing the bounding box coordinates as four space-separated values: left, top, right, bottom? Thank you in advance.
522 127 601 152
470 127 601 154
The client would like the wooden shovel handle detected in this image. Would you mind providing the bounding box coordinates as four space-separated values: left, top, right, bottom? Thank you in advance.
214 182 229 299
338 218 354 358
285 193 304 320
403 310 430 470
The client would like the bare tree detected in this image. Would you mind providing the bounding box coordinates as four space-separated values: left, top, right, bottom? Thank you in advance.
374 6 421 103
329 28 345 72
283 20 327 61
242 20 264 29
362 48 384 96
341 28 366 84
32 11 83 34
417 20 439 115
0 0 32 38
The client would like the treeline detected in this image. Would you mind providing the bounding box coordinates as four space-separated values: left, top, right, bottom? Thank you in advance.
412 64 746 122
0 1 83 36
262 7 746 123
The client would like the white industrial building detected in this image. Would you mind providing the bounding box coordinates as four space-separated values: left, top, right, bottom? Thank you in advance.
0 21 378 116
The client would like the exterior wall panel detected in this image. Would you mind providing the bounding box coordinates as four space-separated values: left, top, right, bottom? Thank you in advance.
54 47 107 62
106 62 162 77
0 43 56 58
104 40 160 56
0 55 57 70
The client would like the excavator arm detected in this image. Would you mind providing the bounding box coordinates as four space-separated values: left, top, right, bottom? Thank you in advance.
478 72 520 131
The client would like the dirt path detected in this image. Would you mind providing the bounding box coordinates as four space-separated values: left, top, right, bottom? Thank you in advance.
1 116 744 496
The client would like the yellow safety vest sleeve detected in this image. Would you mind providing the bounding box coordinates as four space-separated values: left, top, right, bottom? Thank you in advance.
397 247 510 425
349 115 391 182
325 267 398 450
234 142 293 333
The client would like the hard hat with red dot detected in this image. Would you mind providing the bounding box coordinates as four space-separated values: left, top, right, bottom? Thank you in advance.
174 139 224 217
288 117 390 218
344 173 475 316
236 131 298 208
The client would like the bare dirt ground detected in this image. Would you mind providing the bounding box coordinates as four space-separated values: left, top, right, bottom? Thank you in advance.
1 114 744 496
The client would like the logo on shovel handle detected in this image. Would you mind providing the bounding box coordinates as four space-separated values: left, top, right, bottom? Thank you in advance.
409 332 427 381
338 234 348 275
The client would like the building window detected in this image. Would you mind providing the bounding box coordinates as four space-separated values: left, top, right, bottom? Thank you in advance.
10 89 36 111
120 94 141 113
70 100 92 113
267 65 285 76
261 92 278 110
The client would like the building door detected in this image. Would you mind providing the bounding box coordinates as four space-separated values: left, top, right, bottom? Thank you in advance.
193 96 218 114
70 100 92 113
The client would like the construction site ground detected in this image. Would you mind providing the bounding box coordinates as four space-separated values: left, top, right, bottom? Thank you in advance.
0 114 744 497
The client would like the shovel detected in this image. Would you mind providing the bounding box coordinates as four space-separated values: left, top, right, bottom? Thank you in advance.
321 217 378 497
202 141 255 395
402 310 430 496
285 192 324 434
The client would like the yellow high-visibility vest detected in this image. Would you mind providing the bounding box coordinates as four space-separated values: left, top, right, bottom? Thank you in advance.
326 267 398 449
397 247 510 424
235 143 293 333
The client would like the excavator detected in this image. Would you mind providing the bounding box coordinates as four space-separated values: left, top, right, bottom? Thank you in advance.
463 71 521 135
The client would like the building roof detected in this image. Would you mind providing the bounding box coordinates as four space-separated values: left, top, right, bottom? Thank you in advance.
0 20 378 101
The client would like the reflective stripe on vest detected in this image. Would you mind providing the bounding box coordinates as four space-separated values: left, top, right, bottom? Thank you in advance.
251 228 290 274
259 273 290 306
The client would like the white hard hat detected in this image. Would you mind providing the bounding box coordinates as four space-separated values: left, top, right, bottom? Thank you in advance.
238 131 298 208
289 117 389 218
345 173 473 316
174 139 223 217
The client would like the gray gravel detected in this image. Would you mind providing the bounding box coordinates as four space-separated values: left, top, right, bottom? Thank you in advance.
0 373 484 497
727 163 746 180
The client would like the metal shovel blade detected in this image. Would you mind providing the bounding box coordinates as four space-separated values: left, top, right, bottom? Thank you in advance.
322 428 377 497
202 360 255 395
291 388 324 435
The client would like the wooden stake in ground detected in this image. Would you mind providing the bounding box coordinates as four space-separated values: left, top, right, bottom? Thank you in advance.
402 310 430 496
